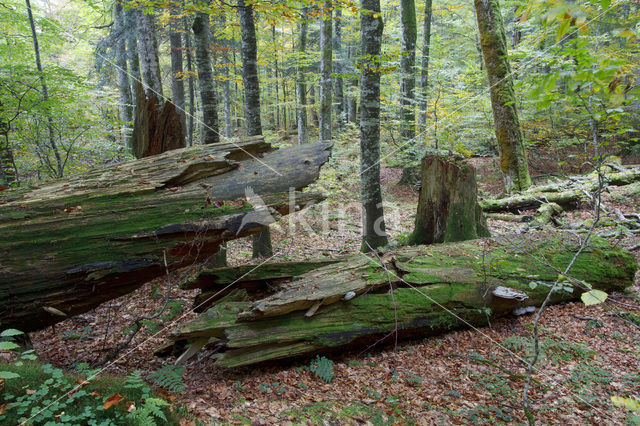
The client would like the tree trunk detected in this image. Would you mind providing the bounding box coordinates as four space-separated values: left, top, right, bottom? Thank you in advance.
334 8 345 128
114 3 133 147
168 233 637 367
347 43 358 124
192 11 220 145
25 0 63 177
220 16 233 139
408 151 490 245
237 0 272 258
319 1 332 142
360 0 388 251
184 15 196 146
170 4 187 136
124 9 142 98
136 10 163 100
131 82 185 158
0 139 332 332
418 0 433 134
399 0 417 142
474 0 531 192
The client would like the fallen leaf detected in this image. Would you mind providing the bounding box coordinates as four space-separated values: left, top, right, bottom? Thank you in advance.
104 393 125 410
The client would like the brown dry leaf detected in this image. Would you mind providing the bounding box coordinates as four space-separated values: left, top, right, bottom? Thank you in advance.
104 393 125 410
76 379 90 386
25 389 35 395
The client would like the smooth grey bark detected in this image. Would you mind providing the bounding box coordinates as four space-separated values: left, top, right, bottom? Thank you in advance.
473 0 531 192
114 3 133 147
359 0 388 251
184 15 195 146
347 43 358 123
220 16 232 138
170 4 186 135
124 8 141 98
272 26 280 129
136 10 163 100
296 7 309 144
319 1 332 142
192 11 220 145
238 0 272 258
334 7 345 127
418 0 433 133
25 0 63 177
400 0 417 141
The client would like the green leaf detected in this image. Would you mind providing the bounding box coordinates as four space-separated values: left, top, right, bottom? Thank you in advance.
0 341 19 350
600 0 611 10
0 371 20 379
611 395 640 413
1 329 23 337
581 289 608 306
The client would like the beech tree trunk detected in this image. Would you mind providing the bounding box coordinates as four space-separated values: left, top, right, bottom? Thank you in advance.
418 0 433 133
474 0 531 192
319 1 333 142
114 3 133 146
408 152 490 245
400 0 417 142
124 9 142 99
136 10 163 100
0 139 332 332
192 11 220 145
296 7 310 144
168 233 637 367
334 8 345 128
360 0 388 251
169 4 186 136
238 0 273 258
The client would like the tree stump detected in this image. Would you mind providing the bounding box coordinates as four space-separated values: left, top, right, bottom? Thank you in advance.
131 81 185 158
408 151 489 245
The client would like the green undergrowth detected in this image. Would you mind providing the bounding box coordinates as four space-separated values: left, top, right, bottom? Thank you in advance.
0 360 182 425
0 329 187 425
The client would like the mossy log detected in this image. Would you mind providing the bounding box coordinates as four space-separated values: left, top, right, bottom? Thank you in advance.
408 151 489 245
168 232 636 367
0 138 332 332
479 168 640 213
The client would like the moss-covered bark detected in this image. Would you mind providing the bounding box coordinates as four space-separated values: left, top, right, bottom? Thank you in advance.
0 138 332 332
168 232 637 367
408 152 489 245
474 0 531 192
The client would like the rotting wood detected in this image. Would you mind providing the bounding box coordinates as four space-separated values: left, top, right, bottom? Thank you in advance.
0 138 332 332
166 232 637 367
479 168 640 213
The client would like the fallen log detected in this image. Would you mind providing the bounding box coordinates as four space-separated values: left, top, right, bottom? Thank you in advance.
167 232 637 367
0 138 332 332
479 168 640 213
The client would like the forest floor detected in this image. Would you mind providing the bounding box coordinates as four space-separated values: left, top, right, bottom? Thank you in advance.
31 143 640 425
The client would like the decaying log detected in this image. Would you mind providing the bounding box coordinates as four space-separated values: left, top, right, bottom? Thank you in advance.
167 232 637 367
0 138 332 331
185 259 344 312
408 151 489 245
479 168 640 213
